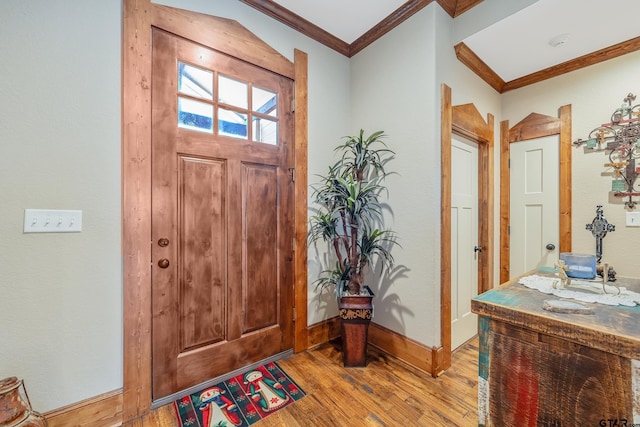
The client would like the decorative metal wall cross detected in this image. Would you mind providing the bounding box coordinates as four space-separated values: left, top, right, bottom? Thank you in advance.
573 93 640 208
585 205 615 263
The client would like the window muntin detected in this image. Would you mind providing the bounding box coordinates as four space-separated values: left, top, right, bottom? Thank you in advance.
177 61 279 144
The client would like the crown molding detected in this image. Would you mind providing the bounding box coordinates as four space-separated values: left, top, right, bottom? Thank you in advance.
458 36 640 93
501 35 640 92
238 0 350 56
438 0 482 17
351 0 434 57
240 0 640 92
240 0 482 58
454 42 505 92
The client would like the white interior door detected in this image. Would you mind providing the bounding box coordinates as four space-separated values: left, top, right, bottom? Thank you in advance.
451 135 479 350
510 135 560 278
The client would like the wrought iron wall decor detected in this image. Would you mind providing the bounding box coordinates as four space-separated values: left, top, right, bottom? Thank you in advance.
584 205 617 282
585 205 615 263
574 93 640 208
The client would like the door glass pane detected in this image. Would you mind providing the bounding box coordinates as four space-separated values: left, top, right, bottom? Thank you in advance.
178 62 213 100
219 108 247 139
178 97 213 133
253 87 277 117
252 117 277 145
218 75 247 109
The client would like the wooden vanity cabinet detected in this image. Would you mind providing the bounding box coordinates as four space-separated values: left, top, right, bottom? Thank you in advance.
471 273 640 426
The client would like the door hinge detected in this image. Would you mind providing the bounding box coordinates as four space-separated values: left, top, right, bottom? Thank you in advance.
508 225 511 235
508 158 511 168
288 167 295 182
291 98 295 113
292 307 297 322
292 237 296 252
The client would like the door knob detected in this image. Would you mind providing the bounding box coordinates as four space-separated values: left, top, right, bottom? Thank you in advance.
474 246 483 253
158 238 169 247
546 243 556 251
157 258 170 268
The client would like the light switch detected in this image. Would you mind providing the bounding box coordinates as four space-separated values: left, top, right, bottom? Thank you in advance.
626 211 640 227
24 209 82 233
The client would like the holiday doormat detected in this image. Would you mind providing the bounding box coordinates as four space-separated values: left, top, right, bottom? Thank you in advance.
173 361 306 426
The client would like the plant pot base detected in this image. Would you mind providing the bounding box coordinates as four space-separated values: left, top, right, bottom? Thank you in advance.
340 321 370 367
339 293 374 367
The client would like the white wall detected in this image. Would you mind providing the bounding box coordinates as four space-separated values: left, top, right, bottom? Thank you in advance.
502 51 640 278
349 4 439 345
434 5 504 332
453 0 537 43
0 0 122 412
348 4 502 346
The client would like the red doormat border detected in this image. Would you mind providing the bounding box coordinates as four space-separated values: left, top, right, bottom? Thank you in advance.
173 361 306 426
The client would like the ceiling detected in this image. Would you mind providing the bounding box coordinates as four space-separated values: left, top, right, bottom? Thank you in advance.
253 0 640 92
268 0 408 46
462 0 640 82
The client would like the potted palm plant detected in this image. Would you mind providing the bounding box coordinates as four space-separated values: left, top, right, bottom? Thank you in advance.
308 129 398 367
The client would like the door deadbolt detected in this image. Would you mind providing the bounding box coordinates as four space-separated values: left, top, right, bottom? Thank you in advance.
474 246 483 253
158 238 169 247
158 258 170 268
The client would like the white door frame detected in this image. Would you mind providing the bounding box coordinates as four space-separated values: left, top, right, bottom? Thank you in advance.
440 84 494 375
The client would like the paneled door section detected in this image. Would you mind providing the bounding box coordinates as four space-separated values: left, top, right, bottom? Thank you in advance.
451 135 479 350
509 135 559 277
151 29 294 399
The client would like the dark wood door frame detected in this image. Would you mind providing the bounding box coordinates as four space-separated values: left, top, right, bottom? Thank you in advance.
122 0 308 420
439 84 494 375
499 106 572 283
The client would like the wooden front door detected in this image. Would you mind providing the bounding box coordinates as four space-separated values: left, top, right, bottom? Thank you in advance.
151 28 294 399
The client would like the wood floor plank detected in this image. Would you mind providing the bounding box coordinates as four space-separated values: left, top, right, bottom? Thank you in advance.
124 337 478 426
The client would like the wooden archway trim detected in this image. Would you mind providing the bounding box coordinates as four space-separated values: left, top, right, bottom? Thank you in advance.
499 106 572 283
440 84 494 375
453 103 492 143
122 0 308 420
151 5 294 79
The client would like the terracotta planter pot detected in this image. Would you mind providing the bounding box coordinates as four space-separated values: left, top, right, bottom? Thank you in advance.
338 287 374 367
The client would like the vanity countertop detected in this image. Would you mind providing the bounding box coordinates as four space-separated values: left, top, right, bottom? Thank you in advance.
471 269 640 360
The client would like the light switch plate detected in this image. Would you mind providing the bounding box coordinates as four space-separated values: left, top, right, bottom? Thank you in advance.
24 209 82 233
626 211 640 227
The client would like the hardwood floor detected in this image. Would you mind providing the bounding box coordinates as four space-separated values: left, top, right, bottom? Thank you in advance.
124 337 479 426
